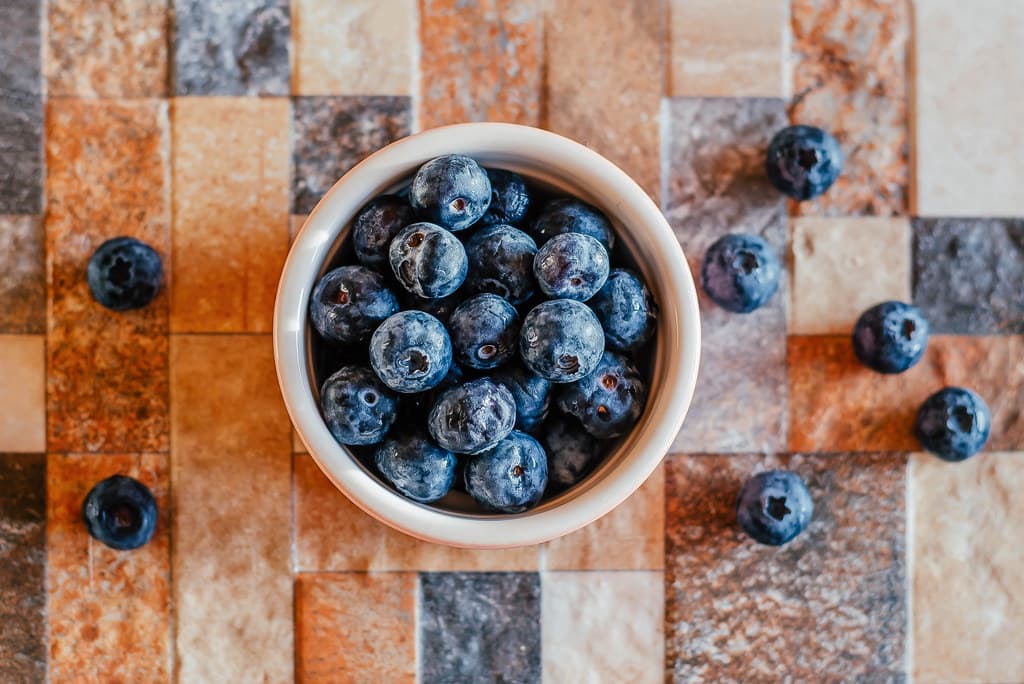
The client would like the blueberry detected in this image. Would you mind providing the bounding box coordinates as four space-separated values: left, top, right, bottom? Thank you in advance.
476 168 531 227
370 311 452 393
542 416 601 490
852 301 930 374
320 365 399 445
352 195 418 268
915 387 991 462
701 233 780 313
396 363 465 429
400 290 461 324
86 236 163 311
464 431 548 513
557 351 647 438
309 265 400 344
532 198 615 251
409 154 491 231
493 364 552 432
374 433 457 503
427 378 516 454
389 222 468 299
765 125 843 200
520 299 604 382
534 232 610 301
736 470 814 546
82 475 158 550
464 224 538 305
589 268 657 351
448 294 520 370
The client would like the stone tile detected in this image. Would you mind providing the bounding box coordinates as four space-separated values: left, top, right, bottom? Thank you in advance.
419 0 541 128
292 96 412 214
0 335 45 454
668 0 787 97
419 572 541 684
543 462 664 571
912 218 1024 335
0 0 43 214
788 335 1024 453
914 2 1024 217
0 453 46 683
47 453 171 682
790 0 910 216
46 0 167 97
545 0 663 200
173 0 290 96
295 573 416 682
170 335 292 682
791 217 911 335
170 98 290 333
294 454 538 571
911 452 1024 682
45 99 170 453
293 0 413 96
666 453 907 682
0 216 45 334
665 98 789 453
541 571 663 683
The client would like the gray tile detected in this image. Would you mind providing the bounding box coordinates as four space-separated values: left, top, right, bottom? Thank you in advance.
912 218 1024 334
0 216 45 334
291 96 411 214
419 572 541 684
0 0 43 214
173 0 290 96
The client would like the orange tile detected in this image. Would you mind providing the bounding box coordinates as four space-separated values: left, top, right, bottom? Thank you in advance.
0 335 45 453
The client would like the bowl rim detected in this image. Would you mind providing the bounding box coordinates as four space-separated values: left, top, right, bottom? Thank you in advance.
274 122 701 548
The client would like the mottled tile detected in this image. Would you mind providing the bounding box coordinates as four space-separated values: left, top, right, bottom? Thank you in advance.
0 216 45 334
170 97 290 333
0 0 42 214
292 96 411 214
46 0 167 97
544 462 664 571
790 0 910 216
914 1 1024 216
666 453 907 682
0 453 46 684
419 572 541 684
293 0 413 96
665 98 788 453
173 0 290 96
0 335 45 454
419 0 541 128
170 335 292 683
791 217 911 335
912 218 1024 335
294 454 538 571
541 572 663 683
296 573 416 682
911 452 1024 683
45 99 170 453
545 0 663 200
289 213 309 245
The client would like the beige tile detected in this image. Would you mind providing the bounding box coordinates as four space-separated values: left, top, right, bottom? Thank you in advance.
292 427 307 454
293 0 414 96
790 217 911 335
170 98 290 333
914 1 1024 216
541 571 663 683
669 0 787 97
544 462 664 571
0 335 44 453
170 335 292 682
911 452 1024 683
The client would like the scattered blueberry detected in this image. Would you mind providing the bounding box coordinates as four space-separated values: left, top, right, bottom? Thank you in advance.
493 364 551 432
309 265 400 344
374 433 457 503
532 198 615 251
464 431 548 513
389 222 468 299
852 301 930 374
320 365 399 445
370 311 452 393
352 195 418 268
476 168 531 227
543 416 601 490
87 236 163 311
447 294 519 370
410 154 491 231
915 387 991 462
465 224 538 305
701 233 780 313
736 470 813 546
557 351 647 438
765 125 843 200
520 299 605 383
589 268 657 351
534 232 610 301
428 378 516 454
81 475 158 551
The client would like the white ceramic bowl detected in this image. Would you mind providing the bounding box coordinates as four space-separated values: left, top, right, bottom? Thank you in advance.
275 123 701 548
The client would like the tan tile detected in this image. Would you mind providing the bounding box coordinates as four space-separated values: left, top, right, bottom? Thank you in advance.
293 0 413 96
170 98 290 333
0 335 44 453
790 217 911 335
541 571 663 683
911 452 1024 682
290 213 309 244
295 573 416 682
47 453 171 682
0 215 45 334
170 335 292 682
294 454 539 571
544 462 664 571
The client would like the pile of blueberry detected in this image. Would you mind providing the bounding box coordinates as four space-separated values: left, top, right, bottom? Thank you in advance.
308 154 656 513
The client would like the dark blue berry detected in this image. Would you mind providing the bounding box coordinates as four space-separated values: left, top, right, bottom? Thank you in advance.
409 154 491 231
320 365 398 445
520 299 604 383
374 433 457 503
464 430 547 513
400 290 461 324
852 301 929 374
493 364 551 432
765 125 843 200
532 198 615 251
543 415 601 490
476 168 531 227
309 265 399 344
389 222 468 299
82 475 157 550
557 351 647 438
736 470 813 546
352 195 418 268
701 233 780 313
464 224 538 305
447 294 520 370
915 387 991 462
370 311 452 393
86 236 163 311
534 232 609 301
589 268 657 351
427 378 516 454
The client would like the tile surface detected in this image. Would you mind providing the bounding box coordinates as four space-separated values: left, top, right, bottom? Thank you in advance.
0 0 43 214
0 215 45 334
0 335 45 454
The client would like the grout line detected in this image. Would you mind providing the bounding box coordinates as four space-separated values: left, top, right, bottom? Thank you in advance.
409 0 421 133
904 454 915 681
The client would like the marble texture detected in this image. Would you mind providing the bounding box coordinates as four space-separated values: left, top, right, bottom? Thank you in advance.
419 572 541 684
666 453 907 682
0 216 45 334
0 335 45 454
0 0 43 214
